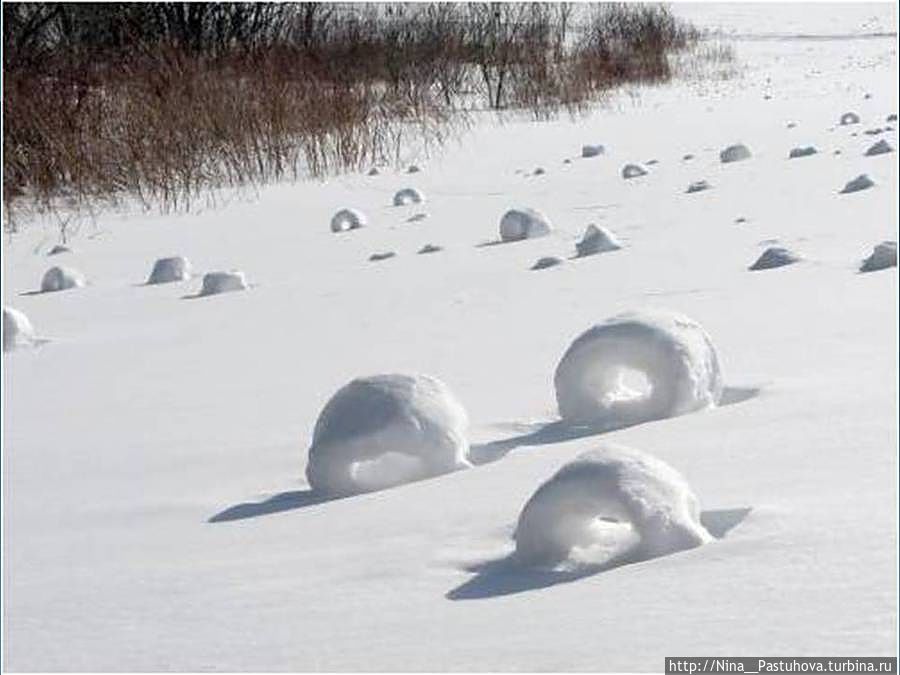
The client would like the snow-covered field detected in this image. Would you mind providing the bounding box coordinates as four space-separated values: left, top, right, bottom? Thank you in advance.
3 4 898 671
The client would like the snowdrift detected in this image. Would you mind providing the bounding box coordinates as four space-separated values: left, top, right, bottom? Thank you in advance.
860 241 897 272
720 144 752 163
393 188 425 206
622 163 648 179
40 266 86 293
749 247 801 271
3 306 36 352
513 443 712 567
499 208 552 242
305 374 471 496
576 225 622 257
554 310 723 428
330 208 367 233
147 256 192 285
199 271 248 296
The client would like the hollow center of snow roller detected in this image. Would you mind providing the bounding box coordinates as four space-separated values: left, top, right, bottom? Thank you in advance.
566 517 641 567
583 362 655 418
349 452 427 492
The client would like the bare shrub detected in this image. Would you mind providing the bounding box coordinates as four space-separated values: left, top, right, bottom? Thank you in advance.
3 3 702 225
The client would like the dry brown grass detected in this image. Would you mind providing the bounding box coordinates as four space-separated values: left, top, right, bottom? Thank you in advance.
3 3 702 228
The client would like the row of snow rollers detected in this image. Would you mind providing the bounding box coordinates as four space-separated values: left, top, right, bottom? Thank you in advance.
305 309 722 567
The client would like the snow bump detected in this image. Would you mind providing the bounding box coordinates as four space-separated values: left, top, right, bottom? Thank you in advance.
720 144 752 163
554 310 723 428
576 225 622 257
199 271 248 296
147 256 192 285
840 174 875 194
788 146 817 159
860 241 897 273
393 188 425 206
513 444 712 568
305 373 471 496
749 246 801 271
622 163 648 179
865 140 893 157
499 208 552 242
40 266 86 292
331 208 367 233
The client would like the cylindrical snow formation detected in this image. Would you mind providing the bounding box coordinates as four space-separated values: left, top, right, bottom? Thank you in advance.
40 266 86 292
148 256 192 284
513 444 712 567
499 208 552 242
305 373 471 496
3 306 36 352
330 208 367 233
199 271 248 296
393 188 425 206
554 310 723 428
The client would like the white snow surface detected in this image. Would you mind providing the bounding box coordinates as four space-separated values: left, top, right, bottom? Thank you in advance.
554 310 724 428
2 6 898 670
513 443 712 568
305 373 470 496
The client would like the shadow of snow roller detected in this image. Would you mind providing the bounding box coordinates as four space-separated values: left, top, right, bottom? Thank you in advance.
499 208 552 242
513 444 713 569
330 208 367 233
305 374 471 497
581 144 605 158
553 310 723 429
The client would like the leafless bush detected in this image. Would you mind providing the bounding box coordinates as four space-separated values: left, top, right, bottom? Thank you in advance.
3 3 701 226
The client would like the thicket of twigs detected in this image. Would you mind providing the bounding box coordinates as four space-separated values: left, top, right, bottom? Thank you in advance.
2 3 699 222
